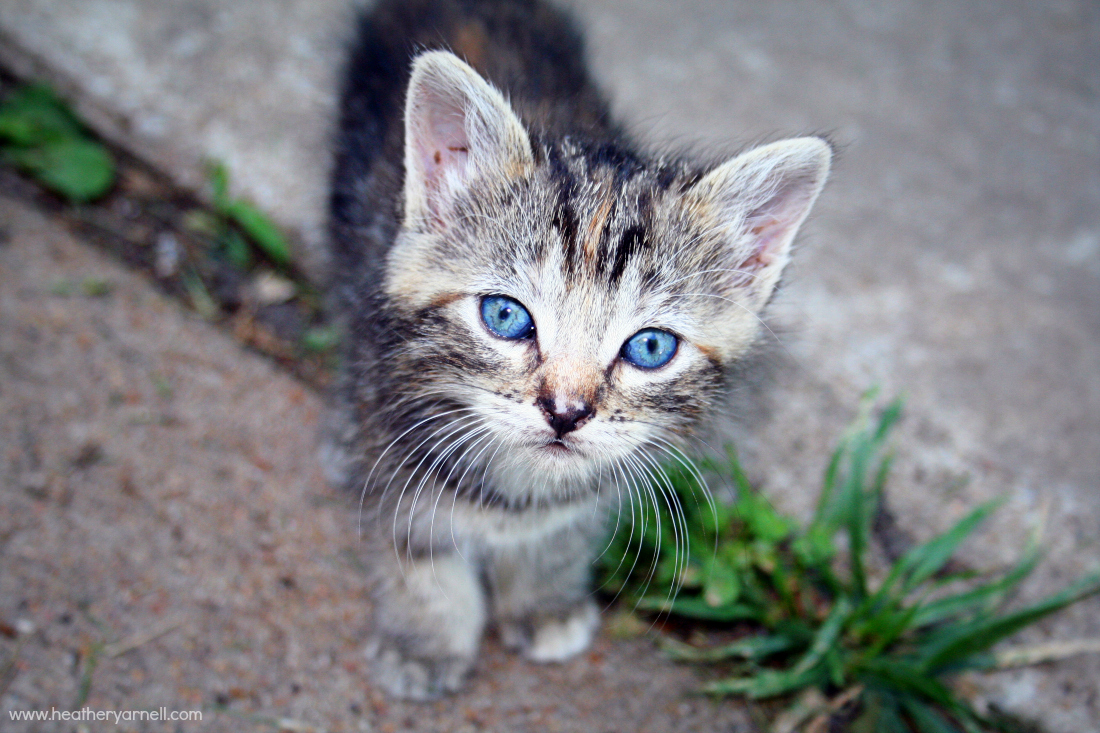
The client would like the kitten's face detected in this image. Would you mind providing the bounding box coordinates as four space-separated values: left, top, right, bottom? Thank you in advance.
389 168 726 492
380 52 829 503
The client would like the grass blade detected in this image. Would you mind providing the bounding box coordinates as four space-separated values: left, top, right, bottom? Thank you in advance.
207 160 230 209
855 693 912 733
0 83 82 145
7 138 115 202
791 597 851 676
858 658 958 708
862 500 1002 622
900 698 962 733
844 437 870 599
661 634 794 662
873 397 904 442
918 572 1100 673
912 545 1041 628
703 666 823 699
811 441 845 531
224 199 291 266
637 595 760 622
900 500 1002 595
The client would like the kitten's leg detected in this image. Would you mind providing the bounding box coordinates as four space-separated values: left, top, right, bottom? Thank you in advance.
514 599 599 663
367 551 486 699
487 524 600 662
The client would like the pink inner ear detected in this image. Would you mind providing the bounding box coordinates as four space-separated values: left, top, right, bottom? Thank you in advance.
743 214 785 268
739 179 814 270
418 110 471 201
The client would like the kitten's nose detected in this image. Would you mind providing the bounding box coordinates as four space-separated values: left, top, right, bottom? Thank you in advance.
538 395 594 437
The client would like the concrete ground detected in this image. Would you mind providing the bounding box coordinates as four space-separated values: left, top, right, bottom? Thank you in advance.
1 0 1098 731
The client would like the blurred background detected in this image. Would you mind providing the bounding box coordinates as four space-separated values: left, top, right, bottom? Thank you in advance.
0 1 1097 731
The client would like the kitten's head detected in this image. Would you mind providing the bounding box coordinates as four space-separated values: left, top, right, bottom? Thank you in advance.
382 52 830 503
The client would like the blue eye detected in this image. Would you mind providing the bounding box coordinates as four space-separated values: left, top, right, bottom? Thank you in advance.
622 328 678 369
480 295 535 340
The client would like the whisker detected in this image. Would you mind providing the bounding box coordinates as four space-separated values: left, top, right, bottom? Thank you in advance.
405 416 488 540
449 435 505 561
425 424 493 558
615 455 664 613
633 448 691 606
594 456 643 605
649 436 717 529
591 459 626 565
360 404 475 534
661 266 769 290
388 415 483 562
623 452 680 612
423 423 492 591
371 407 481 529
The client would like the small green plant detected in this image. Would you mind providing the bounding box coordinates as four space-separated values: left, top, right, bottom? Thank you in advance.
0 83 116 202
599 396 1100 732
301 323 342 354
49 277 115 297
201 161 291 268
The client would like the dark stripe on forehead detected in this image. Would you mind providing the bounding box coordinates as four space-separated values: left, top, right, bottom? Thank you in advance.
607 225 647 285
545 144 580 272
598 188 654 285
527 131 545 165
545 143 577 197
551 202 578 260
678 169 705 193
655 165 679 190
636 188 653 219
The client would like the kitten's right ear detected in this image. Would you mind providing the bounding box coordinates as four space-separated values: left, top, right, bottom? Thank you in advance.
403 51 533 228
690 137 832 311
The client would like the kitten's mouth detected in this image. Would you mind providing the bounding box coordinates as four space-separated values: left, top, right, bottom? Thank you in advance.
529 435 592 464
541 438 578 456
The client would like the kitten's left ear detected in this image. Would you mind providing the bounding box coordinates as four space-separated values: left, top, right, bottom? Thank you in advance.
691 137 831 309
403 51 534 228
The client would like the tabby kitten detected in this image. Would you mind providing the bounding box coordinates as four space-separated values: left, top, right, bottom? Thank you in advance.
325 0 830 699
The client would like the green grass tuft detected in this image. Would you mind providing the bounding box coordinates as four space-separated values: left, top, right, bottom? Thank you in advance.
206 161 291 267
0 83 116 202
598 394 1100 732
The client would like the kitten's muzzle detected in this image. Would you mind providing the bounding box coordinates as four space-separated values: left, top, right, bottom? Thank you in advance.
537 395 594 438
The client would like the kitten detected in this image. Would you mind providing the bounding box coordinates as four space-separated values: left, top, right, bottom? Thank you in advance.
325 0 830 700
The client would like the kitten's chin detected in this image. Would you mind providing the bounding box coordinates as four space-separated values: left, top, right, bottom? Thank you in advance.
528 440 593 475
484 439 604 500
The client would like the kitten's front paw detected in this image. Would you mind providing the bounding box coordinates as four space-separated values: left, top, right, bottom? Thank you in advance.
366 639 473 700
528 601 599 662
500 601 600 663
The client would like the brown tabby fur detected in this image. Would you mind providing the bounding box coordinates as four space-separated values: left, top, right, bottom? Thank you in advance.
325 0 831 699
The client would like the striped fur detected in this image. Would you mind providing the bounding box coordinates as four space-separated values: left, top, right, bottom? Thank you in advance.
325 0 830 699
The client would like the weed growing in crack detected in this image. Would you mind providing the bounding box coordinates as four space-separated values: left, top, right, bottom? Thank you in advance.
600 395 1100 732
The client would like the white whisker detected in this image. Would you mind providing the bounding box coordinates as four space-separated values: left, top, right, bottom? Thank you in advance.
360 403 475 534
387 414 483 563
425 424 493 556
